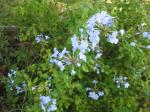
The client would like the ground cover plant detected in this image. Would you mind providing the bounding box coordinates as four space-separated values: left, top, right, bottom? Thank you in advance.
0 0 150 112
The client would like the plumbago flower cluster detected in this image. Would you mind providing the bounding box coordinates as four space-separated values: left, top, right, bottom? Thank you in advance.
35 34 50 43
86 80 104 100
40 95 57 112
7 69 26 94
7 69 52 94
7 70 57 112
130 23 150 48
50 11 124 72
114 76 130 88
49 11 126 101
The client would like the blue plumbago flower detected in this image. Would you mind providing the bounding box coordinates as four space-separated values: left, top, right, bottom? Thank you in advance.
130 42 136 46
71 35 90 54
88 30 100 50
32 86 36 90
124 82 130 88
88 91 99 100
86 11 114 50
107 31 119 44
123 77 127 80
78 39 89 53
7 69 17 90
88 90 104 100
119 29 125 36
71 36 89 62
135 32 141 35
114 76 130 89
58 48 68 59
35 34 43 43
22 81 26 88
76 63 81 67
8 77 14 84
78 52 87 62
11 80 26 94
71 69 76 76
51 48 59 58
87 24 99 50
10 69 17 75
140 45 150 49
80 28 84 34
87 81 104 100
50 48 70 71
143 32 150 40
45 35 50 40
16 85 23 94
71 35 79 52
40 95 51 105
47 103 57 112
48 77 52 80
86 84 104 100
40 95 57 112
146 45 150 49
87 11 114 28
50 46 85 71
95 52 102 60
92 80 98 84
53 60 65 71
87 19 96 33
62 58 72 65
93 64 100 74
35 34 50 43
86 87 92 91
97 11 114 27
98 91 104 96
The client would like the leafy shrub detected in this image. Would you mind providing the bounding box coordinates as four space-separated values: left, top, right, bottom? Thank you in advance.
1 0 150 112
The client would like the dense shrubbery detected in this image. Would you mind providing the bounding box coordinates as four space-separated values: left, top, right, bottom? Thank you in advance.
0 0 150 112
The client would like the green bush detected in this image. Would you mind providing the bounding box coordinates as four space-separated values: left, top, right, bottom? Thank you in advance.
0 0 150 112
